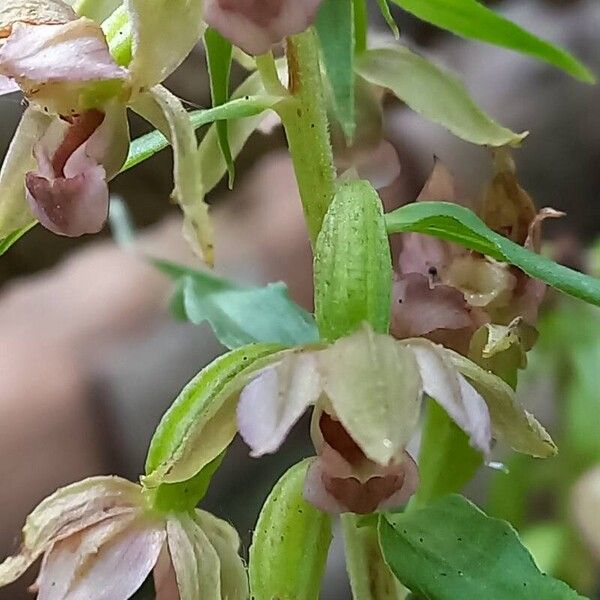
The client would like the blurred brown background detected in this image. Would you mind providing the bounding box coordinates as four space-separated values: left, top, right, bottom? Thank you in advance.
1 0 600 597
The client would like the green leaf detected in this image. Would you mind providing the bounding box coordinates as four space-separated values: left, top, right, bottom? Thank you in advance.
385 201 600 308
121 95 280 173
379 495 588 600
353 0 368 54
376 0 399 38
155 260 318 349
249 460 332 600
204 27 235 187
144 343 287 486
415 401 482 507
388 0 594 83
316 0 356 140
0 222 36 256
314 180 392 341
355 47 526 147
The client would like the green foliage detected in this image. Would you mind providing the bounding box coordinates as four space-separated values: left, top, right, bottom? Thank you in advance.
356 47 526 147
249 460 332 600
314 180 391 341
316 0 356 140
379 495 588 599
415 401 482 507
385 201 600 307
389 0 594 83
121 95 280 173
144 343 286 485
155 260 318 349
375 0 399 38
204 28 235 187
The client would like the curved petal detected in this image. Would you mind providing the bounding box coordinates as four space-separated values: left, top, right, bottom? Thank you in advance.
238 352 321 457
304 446 419 514
167 514 221 600
204 0 323 55
446 349 557 458
0 19 127 115
0 107 53 239
0 0 76 37
25 109 114 236
402 338 492 456
317 325 422 466
126 0 205 90
37 515 165 600
194 511 248 600
153 544 180 600
0 477 142 586
130 85 213 264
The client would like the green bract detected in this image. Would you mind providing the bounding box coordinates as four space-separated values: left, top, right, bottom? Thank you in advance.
314 179 391 340
143 343 289 487
379 494 587 599
356 46 526 147
249 460 332 600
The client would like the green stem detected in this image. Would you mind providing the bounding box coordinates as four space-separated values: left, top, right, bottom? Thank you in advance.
278 29 336 247
341 515 408 599
255 52 288 96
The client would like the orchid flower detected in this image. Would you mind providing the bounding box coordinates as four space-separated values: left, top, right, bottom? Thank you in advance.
392 152 563 354
0 0 213 262
237 324 555 514
204 0 324 56
0 476 248 599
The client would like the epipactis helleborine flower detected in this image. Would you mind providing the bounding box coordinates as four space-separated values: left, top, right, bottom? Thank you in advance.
0 476 248 600
204 0 324 55
0 0 213 262
237 324 555 514
392 152 563 354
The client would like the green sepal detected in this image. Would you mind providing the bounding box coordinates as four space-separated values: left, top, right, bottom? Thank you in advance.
314 179 392 341
102 4 132 67
249 460 332 600
144 343 288 487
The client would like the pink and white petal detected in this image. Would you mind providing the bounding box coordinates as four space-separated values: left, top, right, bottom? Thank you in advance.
0 0 77 37
194 511 248 600
238 352 321 457
130 85 213 264
26 160 109 236
22 476 142 558
0 107 53 239
80 100 130 181
37 515 166 600
167 514 221 600
303 457 348 514
0 20 127 114
378 452 420 511
317 326 422 466
403 338 492 456
126 0 205 90
154 544 180 600
391 273 475 346
397 231 463 278
205 0 323 56
0 74 18 95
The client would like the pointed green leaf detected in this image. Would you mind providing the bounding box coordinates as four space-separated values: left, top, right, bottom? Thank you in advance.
204 27 235 187
0 223 36 256
314 180 392 340
389 0 594 83
385 201 600 308
356 47 526 147
249 460 332 600
379 495 588 599
144 344 287 486
376 0 399 38
155 260 318 349
316 0 356 140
